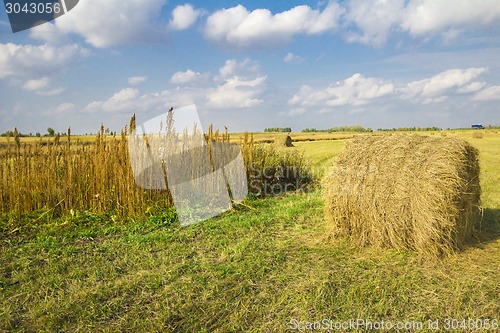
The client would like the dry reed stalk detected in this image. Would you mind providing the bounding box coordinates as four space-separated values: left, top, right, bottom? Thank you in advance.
1 116 310 221
323 134 481 258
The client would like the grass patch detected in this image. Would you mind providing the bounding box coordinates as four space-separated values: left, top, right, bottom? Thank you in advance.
1 131 499 332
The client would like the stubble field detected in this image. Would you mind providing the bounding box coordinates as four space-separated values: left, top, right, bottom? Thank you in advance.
1 130 499 332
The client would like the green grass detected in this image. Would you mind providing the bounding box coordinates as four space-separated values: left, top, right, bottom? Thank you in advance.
294 139 346 168
1 132 499 332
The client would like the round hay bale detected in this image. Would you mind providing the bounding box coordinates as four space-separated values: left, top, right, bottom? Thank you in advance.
323 134 480 257
275 134 294 147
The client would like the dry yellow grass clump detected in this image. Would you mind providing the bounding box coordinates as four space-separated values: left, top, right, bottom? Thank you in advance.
472 131 484 139
274 134 294 147
0 123 255 219
323 134 481 258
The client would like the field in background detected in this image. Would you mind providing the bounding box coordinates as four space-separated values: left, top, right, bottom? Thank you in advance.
1 130 499 332
3 128 497 145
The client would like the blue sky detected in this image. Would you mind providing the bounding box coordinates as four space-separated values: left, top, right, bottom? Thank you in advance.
1 0 500 134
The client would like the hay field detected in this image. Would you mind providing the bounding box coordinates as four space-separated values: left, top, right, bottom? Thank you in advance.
1 130 499 331
0 131 353 147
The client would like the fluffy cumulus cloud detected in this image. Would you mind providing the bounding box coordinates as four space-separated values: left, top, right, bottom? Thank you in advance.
457 81 487 94
206 75 266 109
22 77 50 91
85 88 140 112
401 0 500 36
288 67 498 115
217 58 260 79
169 4 202 30
206 58 266 108
29 22 68 45
128 76 148 86
84 87 200 114
21 1 500 49
345 0 500 45
204 3 342 49
55 0 167 48
170 69 207 84
473 86 500 101
289 73 394 109
399 67 488 103
0 43 87 79
85 59 267 113
344 0 405 46
53 102 76 114
38 87 66 96
283 52 304 64
200 1 500 48
21 76 65 96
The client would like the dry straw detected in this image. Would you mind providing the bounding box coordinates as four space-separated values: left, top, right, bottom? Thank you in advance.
472 131 484 139
274 134 294 147
323 134 481 258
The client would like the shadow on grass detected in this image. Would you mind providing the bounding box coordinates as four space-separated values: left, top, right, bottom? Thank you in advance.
471 208 500 248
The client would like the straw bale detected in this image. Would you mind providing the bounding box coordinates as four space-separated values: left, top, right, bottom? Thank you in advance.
275 135 294 147
323 134 480 257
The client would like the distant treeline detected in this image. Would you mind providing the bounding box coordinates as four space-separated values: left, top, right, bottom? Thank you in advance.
0 127 107 138
377 126 441 132
302 126 373 133
264 127 292 132
1 130 41 137
378 124 500 131
1 127 66 138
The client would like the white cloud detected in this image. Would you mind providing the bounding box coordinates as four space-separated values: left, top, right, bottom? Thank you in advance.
37 87 66 96
169 4 201 30
29 22 68 45
20 73 65 96
218 58 260 79
204 3 342 49
283 52 304 64
399 67 488 102
84 86 205 114
206 75 266 109
289 73 394 109
344 0 405 47
103 88 140 112
473 86 500 101
401 0 500 36
86 58 269 113
86 88 140 112
289 67 499 116
0 43 87 79
170 69 207 84
206 58 266 109
84 101 103 113
55 0 167 48
421 96 448 105
128 76 148 86
23 77 50 91
339 0 500 46
458 81 487 94
54 103 75 114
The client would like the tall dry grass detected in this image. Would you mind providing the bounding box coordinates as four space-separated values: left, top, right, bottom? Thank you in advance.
0 125 156 218
1 119 313 221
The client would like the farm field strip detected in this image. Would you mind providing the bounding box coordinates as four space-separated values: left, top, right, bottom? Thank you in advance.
0 131 499 332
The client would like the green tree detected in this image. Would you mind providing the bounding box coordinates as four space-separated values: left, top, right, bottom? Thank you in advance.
47 127 55 136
